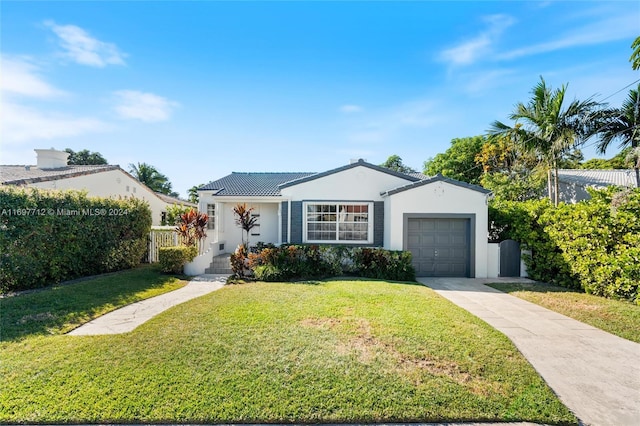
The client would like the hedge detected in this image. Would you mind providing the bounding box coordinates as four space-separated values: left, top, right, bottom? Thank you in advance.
0 186 152 293
490 187 639 304
158 245 198 274
236 244 415 282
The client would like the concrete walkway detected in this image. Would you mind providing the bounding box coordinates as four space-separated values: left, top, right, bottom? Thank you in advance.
418 277 640 426
67 275 228 336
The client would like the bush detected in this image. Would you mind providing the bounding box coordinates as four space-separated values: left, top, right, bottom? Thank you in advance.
245 245 414 282
0 187 152 293
490 188 640 303
158 246 198 274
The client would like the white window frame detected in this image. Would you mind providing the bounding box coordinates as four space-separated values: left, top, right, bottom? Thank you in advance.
207 203 216 230
303 201 374 244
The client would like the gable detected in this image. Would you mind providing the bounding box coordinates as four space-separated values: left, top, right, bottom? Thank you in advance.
382 174 491 197
279 162 418 200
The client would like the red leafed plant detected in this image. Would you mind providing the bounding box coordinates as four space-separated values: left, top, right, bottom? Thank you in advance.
176 208 208 251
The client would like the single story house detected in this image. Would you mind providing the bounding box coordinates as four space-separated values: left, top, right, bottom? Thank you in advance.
1 148 195 225
194 159 492 278
556 169 639 203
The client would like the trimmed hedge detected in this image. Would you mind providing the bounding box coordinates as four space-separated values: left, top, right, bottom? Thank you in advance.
490 187 639 303
0 187 152 293
241 244 415 282
158 246 198 274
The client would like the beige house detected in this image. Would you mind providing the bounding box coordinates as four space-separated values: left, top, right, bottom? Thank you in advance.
1 148 195 225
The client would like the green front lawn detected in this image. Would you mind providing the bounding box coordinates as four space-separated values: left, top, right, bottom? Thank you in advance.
487 282 640 343
1 277 576 424
0 265 187 341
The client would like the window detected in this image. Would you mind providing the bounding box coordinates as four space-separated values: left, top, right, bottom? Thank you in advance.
305 202 372 243
207 204 215 230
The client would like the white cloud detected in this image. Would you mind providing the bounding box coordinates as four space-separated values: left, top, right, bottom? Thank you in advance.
498 13 638 60
44 20 126 67
339 104 363 114
438 14 516 67
113 90 179 122
1 56 66 98
1 101 109 145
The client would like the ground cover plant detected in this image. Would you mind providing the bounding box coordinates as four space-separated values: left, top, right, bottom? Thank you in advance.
487 282 640 343
0 265 187 341
1 279 576 424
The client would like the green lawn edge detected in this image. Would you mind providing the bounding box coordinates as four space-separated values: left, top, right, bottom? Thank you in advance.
487 282 640 343
1 279 577 424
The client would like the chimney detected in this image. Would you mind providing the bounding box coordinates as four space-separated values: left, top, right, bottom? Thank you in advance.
35 148 70 169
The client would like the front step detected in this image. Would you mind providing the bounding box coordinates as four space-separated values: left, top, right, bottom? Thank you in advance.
205 254 233 274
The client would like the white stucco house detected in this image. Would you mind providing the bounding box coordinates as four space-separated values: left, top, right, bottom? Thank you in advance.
191 159 494 278
1 148 195 226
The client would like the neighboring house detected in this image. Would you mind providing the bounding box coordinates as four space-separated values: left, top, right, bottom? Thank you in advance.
556 169 638 203
1 148 195 225
196 159 492 278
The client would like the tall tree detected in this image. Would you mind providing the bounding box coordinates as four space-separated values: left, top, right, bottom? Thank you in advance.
379 155 416 173
65 148 108 165
188 185 202 204
128 162 176 196
423 136 486 184
595 84 640 187
489 77 601 205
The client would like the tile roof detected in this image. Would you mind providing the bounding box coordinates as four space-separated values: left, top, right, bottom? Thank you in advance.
154 192 197 206
0 165 120 186
557 169 638 188
200 172 317 196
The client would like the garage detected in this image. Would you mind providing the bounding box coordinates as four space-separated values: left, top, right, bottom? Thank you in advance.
406 217 471 277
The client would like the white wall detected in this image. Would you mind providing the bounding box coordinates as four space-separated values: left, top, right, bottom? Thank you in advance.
385 180 490 278
29 169 174 225
280 165 413 201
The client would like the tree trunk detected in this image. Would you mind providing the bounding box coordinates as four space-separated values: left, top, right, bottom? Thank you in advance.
547 168 553 202
553 160 559 207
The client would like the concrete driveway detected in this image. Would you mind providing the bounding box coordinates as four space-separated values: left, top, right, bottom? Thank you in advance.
418 277 640 426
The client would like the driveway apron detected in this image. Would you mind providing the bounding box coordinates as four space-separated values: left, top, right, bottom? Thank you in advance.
67 275 227 336
418 277 640 426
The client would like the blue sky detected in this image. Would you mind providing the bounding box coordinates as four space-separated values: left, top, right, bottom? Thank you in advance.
2 1 639 198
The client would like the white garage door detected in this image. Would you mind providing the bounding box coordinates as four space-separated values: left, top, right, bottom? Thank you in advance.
407 218 471 277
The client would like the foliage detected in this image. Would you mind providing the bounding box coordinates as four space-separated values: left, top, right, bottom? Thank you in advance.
232 203 258 247
162 203 192 226
244 245 414 282
0 186 151 293
489 76 602 205
230 244 250 278
423 136 485 184
128 162 177 196
351 248 415 281
490 188 640 303
580 147 633 169
175 208 208 249
595 84 640 187
0 280 576 424
631 36 640 70
379 154 416 173
158 246 198 274
64 148 108 165
480 172 545 202
188 185 203 204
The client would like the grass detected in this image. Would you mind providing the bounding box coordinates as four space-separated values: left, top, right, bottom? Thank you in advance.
0 265 187 341
1 278 576 424
487 282 640 343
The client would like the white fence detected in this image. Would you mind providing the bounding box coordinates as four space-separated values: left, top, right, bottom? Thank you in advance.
145 226 179 263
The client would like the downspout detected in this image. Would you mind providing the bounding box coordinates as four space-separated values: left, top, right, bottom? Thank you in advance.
287 198 292 244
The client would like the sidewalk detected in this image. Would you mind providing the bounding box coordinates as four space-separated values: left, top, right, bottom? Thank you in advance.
418 277 640 426
67 275 227 336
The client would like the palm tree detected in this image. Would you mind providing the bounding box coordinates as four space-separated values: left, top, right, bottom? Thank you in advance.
489 77 601 205
188 185 202 204
128 162 173 195
596 84 640 187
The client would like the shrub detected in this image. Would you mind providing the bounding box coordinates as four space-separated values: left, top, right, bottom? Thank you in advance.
158 246 198 274
352 248 416 281
490 187 640 303
0 187 152 293
230 244 250 278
